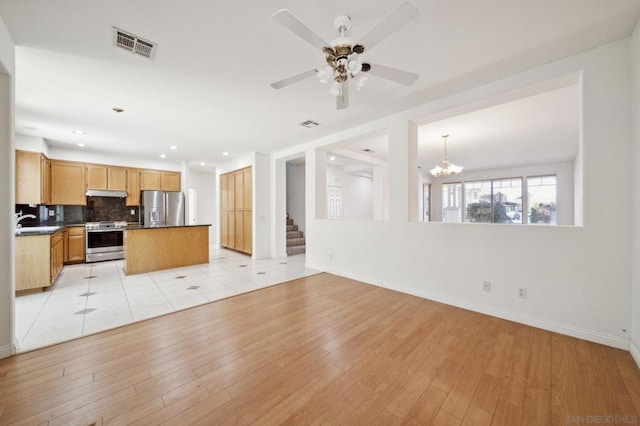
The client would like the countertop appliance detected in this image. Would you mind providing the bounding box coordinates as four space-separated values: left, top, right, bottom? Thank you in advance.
140 191 185 227
85 221 128 262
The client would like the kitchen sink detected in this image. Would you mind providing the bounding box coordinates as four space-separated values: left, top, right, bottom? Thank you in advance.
15 226 62 234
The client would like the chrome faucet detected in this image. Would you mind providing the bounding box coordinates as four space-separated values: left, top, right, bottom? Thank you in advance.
15 210 36 228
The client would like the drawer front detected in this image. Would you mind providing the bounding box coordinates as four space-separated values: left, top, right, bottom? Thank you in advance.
50 230 64 248
67 226 85 236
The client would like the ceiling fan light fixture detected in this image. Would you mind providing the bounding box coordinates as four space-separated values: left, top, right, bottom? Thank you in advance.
353 73 368 90
329 81 342 96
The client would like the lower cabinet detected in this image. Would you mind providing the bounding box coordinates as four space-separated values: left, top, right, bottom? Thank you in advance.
50 231 64 283
64 226 85 264
15 230 64 293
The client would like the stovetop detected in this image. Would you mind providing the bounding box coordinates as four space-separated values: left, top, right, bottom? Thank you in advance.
85 221 129 230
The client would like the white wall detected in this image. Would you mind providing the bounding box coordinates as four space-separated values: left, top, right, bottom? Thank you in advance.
286 162 305 233
0 14 15 359
630 19 640 363
188 168 216 243
326 165 374 220
274 38 633 350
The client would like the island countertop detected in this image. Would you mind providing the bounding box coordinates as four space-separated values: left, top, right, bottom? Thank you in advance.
123 225 210 275
126 224 211 230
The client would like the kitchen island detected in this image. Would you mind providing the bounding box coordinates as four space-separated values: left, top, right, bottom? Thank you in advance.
123 224 210 275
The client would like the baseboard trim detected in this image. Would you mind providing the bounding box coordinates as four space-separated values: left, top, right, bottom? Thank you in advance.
0 339 17 360
313 264 630 350
630 340 640 369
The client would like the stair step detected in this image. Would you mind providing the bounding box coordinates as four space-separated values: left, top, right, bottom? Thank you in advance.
287 245 306 256
286 218 293 225
286 237 305 247
286 224 298 232
286 230 303 239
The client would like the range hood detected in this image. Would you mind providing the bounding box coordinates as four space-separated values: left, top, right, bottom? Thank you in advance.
86 189 128 198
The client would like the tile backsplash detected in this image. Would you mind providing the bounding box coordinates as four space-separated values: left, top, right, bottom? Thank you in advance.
16 197 138 224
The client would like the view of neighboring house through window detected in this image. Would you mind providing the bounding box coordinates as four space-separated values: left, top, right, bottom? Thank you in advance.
442 183 462 222
439 175 556 225
464 178 522 224
527 175 557 224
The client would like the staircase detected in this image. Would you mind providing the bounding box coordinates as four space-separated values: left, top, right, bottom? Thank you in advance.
286 216 305 256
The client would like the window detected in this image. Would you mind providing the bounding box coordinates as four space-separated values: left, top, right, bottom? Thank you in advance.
527 175 557 225
442 183 461 223
464 178 522 224
423 183 431 221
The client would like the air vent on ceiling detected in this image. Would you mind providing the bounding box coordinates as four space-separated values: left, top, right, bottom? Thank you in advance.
299 120 320 128
113 27 157 60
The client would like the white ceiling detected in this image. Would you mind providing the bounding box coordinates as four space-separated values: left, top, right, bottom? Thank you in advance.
0 0 638 169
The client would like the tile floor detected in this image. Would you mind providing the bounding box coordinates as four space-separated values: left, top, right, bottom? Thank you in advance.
15 247 319 352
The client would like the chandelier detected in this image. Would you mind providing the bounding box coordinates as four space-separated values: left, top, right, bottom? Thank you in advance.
430 134 463 177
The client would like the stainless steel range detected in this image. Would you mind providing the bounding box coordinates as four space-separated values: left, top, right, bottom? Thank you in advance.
85 221 128 262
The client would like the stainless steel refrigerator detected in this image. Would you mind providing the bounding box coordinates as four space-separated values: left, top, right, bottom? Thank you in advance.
141 191 185 227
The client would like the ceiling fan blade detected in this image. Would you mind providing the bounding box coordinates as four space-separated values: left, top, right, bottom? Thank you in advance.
366 63 419 86
358 1 420 51
337 81 349 110
271 68 317 89
273 9 330 51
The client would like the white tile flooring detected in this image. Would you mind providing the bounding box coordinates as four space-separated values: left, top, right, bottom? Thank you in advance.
15 247 319 353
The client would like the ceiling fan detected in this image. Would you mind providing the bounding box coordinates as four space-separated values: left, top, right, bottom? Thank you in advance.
270 1 420 110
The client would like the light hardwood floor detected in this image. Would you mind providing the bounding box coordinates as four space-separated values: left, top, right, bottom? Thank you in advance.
1 273 639 425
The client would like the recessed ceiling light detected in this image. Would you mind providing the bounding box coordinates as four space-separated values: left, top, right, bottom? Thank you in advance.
160 154 166 159
222 152 229 156
112 107 124 113
72 129 86 135
200 162 206 166
169 145 177 150
78 143 86 148
329 156 336 161
363 148 374 153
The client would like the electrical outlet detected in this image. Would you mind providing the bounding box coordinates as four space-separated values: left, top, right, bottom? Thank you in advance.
518 287 527 298
131 209 135 215
48 209 55 217
483 281 491 292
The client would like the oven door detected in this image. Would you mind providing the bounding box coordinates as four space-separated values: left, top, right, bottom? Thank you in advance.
86 229 123 254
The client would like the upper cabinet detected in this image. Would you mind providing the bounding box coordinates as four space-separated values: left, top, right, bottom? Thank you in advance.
14 150 181 206
161 171 181 191
140 169 180 191
50 160 86 205
126 168 140 206
86 165 126 191
140 169 161 190
16 150 50 205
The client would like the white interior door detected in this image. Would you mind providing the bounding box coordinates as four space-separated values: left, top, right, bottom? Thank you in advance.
188 188 197 225
327 186 342 220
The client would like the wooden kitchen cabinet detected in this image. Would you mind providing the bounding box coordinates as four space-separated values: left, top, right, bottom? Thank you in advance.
64 226 85 264
15 230 64 293
87 165 127 191
161 171 181 191
16 150 50 205
220 166 252 255
50 230 64 283
126 168 140 206
140 169 162 190
50 160 86 205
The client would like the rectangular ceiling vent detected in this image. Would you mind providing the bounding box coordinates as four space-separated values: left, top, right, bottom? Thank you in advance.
113 27 157 60
299 120 320 129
